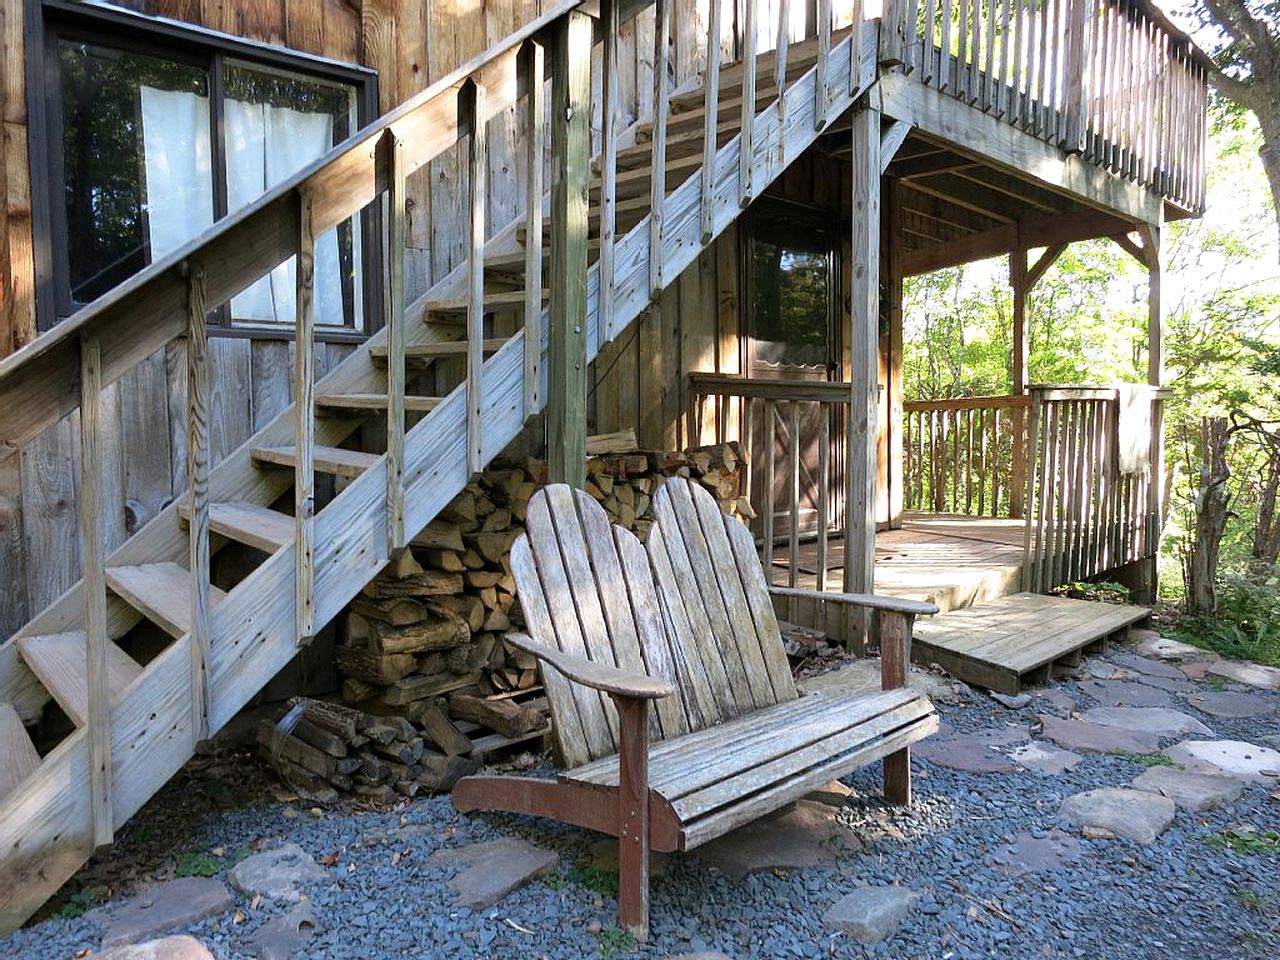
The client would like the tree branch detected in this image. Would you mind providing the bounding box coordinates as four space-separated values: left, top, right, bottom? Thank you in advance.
1201 0 1278 70
1207 68 1265 112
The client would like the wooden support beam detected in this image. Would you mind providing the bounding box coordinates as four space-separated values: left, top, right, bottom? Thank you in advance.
382 131 407 550
878 120 912 174
466 81 487 477
844 103 881 647
700 0 722 242
78 334 112 848
295 189 316 643
523 41 546 413
1025 243 1067 290
1141 222 1162 385
185 267 211 744
739 0 757 206
886 178 905 529
547 10 592 488
1009 246 1028 519
649 0 670 298
598 7 618 338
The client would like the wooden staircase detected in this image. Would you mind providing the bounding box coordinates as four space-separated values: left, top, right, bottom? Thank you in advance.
0 0 877 931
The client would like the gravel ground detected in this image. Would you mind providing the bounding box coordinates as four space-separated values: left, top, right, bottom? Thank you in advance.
2 642 1278 960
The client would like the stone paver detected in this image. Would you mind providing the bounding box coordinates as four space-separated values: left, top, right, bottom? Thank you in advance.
1206 660 1280 689
1131 673 1199 695
1163 739 1280 782
1084 661 1136 681
1007 740 1082 774
251 898 317 960
1182 689 1278 719
1037 714 1160 755
989 830 1085 877
427 838 559 909
990 692 1032 709
1134 635 1217 662
229 843 327 903
1035 688 1077 716
91 878 234 949
1108 653 1187 681
1077 679 1175 709
698 800 861 878
91 937 214 960
1059 788 1176 844
913 727 1028 774
823 887 919 944
1079 706 1214 738
1129 766 1245 812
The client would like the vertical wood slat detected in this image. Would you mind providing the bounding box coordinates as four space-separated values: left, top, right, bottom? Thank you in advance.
79 333 113 847
1010 0 1026 127
1021 390 1042 591
763 399 776 585
740 0 757 205
814 0 831 129
774 0 791 166
701 0 722 242
788 401 800 593
466 81 487 476
294 189 316 643
817 403 830 594
922 0 937 85
649 0 671 298
956 0 969 102
599 8 618 342
382 132 407 549
938 0 952 92
850 0 864 94
185 267 211 746
524 40 546 413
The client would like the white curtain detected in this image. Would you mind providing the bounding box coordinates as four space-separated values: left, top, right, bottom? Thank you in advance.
225 99 358 326
139 87 214 261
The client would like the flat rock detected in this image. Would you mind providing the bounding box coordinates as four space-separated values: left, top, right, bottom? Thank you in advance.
428 838 558 910
1007 740 1083 775
92 878 234 949
229 843 327 903
1206 660 1280 689
1163 739 1280 783
1108 653 1187 680
588 838 671 879
91 937 214 960
667 954 735 960
1131 673 1198 694
990 692 1032 709
1080 706 1214 738
1130 766 1245 812
1180 661 1214 680
1037 714 1160 755
913 728 1028 774
698 800 861 878
252 898 317 960
1182 689 1278 719
1035 688 1077 717
1134 635 1217 661
823 887 919 944
989 830 1085 876
1078 679 1175 709
1083 661 1136 681
1059 788 1176 844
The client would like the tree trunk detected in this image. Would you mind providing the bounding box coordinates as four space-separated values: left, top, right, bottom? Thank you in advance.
1251 444 1280 569
1186 417 1232 619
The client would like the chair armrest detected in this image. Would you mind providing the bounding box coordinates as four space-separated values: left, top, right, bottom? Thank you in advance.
767 585 939 618
506 633 676 700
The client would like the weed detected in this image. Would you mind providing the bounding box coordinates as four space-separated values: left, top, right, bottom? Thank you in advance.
1236 889 1279 913
1109 751 1174 767
174 845 250 878
568 863 620 899
1205 674 1229 690
50 890 94 920
598 925 636 959
1206 826 1280 855
544 871 566 892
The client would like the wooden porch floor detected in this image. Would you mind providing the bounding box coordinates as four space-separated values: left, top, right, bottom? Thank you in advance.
771 512 1027 614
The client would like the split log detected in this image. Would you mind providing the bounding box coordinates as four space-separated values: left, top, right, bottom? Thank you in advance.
448 692 544 739
334 648 419 686
347 610 470 654
417 704 473 756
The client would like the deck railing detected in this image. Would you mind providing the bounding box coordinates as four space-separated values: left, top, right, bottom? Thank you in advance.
903 394 1029 518
881 0 1209 211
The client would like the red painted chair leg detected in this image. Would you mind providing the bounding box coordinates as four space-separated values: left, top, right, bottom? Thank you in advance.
614 696 650 940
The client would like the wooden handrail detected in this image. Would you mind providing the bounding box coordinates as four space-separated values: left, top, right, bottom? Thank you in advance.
904 394 1031 412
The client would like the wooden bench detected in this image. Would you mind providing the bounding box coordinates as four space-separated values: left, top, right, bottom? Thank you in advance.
453 478 939 937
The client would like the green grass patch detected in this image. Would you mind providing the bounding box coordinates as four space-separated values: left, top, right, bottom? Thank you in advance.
174 845 250 878
1109 751 1175 767
1206 826 1280 855
49 890 94 920
568 863 620 899
1236 889 1280 914
598 925 636 959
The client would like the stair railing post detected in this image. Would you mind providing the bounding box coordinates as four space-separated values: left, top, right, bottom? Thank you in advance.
739 0 757 206
523 40 546 418
649 0 670 299
814 0 831 130
381 130 407 551
598 3 619 341
547 10 592 488
850 0 865 94
466 80 488 477
295 188 316 644
78 332 113 848
774 0 790 167
700 0 722 243
185 265 211 745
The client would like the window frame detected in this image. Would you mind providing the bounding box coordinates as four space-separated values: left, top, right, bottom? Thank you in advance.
30 0 381 341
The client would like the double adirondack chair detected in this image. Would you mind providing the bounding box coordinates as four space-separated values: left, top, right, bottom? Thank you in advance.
452 477 939 936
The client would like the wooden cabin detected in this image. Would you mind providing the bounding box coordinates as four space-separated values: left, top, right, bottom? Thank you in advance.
0 0 1207 929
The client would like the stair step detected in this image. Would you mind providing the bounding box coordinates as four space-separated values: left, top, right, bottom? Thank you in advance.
252 444 381 478
369 339 509 363
423 290 548 315
15 631 143 727
0 703 40 802
178 501 295 554
316 393 444 416
106 562 229 639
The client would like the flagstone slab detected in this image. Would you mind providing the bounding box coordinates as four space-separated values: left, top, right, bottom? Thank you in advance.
697 800 861 877
1080 707 1214 738
91 878 234 949
1078 679 1175 709
913 727 1028 774
229 843 327 903
1130 766 1245 812
1037 714 1160 755
1134 635 1218 662
427 838 558 909
1008 740 1083 775
1182 690 1277 719
1163 740 1280 783
91 937 214 960
1059 788 1176 844
1108 653 1187 681
989 830 1085 876
1035 688 1077 717
1206 661 1280 690
823 887 919 944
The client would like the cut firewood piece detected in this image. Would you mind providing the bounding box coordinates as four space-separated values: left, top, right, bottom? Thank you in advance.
178 501 294 554
348 596 430 627
257 720 360 779
16 631 142 727
417 752 479 792
287 697 369 740
334 648 419 686
0 703 41 801
346 611 470 654
369 339 509 362
315 393 443 415
105 562 227 639
361 570 464 599
448 692 544 739
412 521 466 553
416 703 474 756
379 671 480 706
252 444 380 478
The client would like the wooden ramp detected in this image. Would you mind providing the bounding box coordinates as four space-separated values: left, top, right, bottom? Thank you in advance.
911 593 1150 695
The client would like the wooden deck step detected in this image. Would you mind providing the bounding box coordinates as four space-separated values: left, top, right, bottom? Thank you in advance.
315 393 443 416
106 562 228 639
911 593 1151 695
369 339 509 362
178 501 294 553
252 444 380 478
15 631 143 726
0 703 40 802
421 290 548 316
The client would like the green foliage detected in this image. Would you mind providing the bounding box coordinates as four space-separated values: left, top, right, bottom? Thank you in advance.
543 871 566 891
1108 752 1175 767
568 863 620 899
597 925 637 959
1206 825 1280 856
1174 573 1280 666
174 845 250 878
1054 581 1131 604
49 890 94 920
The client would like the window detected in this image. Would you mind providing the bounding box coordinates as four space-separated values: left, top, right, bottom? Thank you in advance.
38 0 377 334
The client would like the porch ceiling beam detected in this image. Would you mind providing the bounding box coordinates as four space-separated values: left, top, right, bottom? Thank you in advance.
899 191 997 235
890 151 978 179
947 166 1069 216
903 177 1016 224
901 209 1135 276
879 72 1162 226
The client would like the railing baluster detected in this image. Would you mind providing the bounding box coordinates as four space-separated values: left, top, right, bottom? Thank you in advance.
650 0 670 299
956 0 969 102
788 400 800 595
996 0 1010 118
1009 0 1025 126
817 401 830 594
814 0 831 130
79 332 112 847
598 10 618 343
382 131 407 551
983 0 996 110
741 0 757 205
466 81 487 476
922 0 937 85
295 188 316 643
701 0 722 242
763 399 776 585
850 0 864 93
938 0 952 92
185 267 211 745
524 41 546 414
775 0 791 166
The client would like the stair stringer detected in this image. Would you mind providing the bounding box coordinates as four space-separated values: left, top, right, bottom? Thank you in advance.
0 21 879 932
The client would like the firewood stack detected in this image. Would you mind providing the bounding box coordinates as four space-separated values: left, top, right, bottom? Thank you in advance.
260 440 750 801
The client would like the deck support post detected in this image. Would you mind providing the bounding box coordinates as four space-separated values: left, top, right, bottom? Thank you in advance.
844 99 882 649
1139 221 1163 602
547 9 592 489
1009 244 1028 520
879 610 912 804
885 176 904 530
